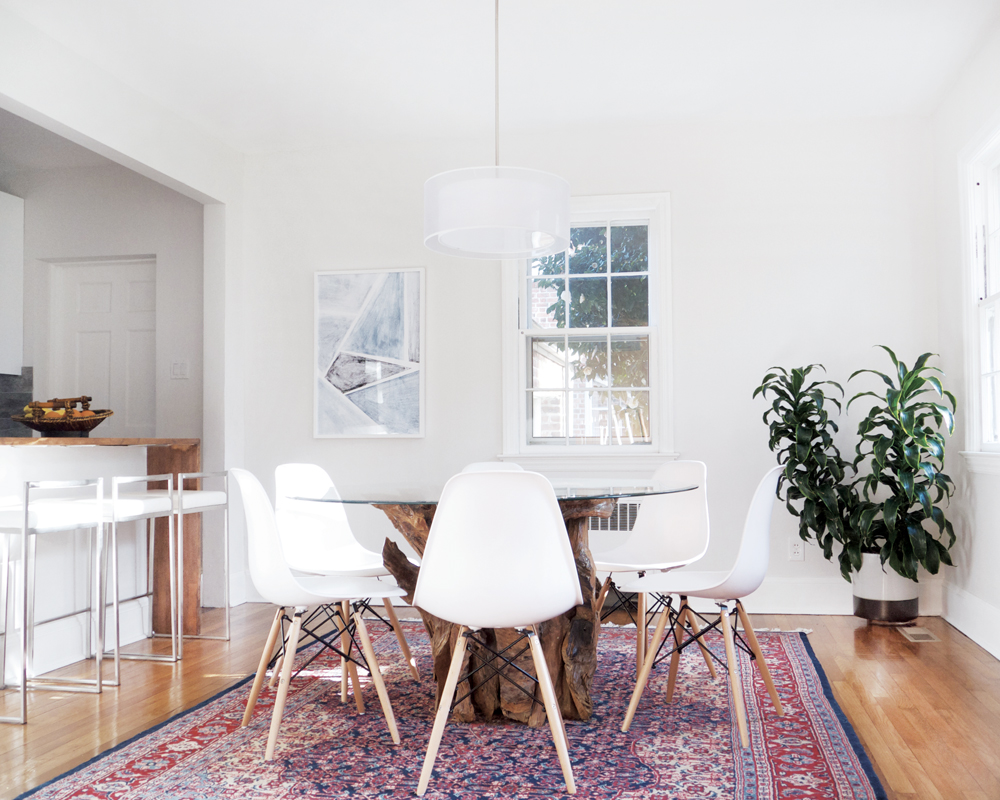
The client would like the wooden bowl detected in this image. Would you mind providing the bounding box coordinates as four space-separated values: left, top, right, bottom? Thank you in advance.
11 410 114 435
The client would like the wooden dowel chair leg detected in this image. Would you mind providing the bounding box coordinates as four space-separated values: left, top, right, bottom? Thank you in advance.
529 627 576 794
720 603 749 749
735 601 784 716
355 612 400 744
636 591 647 676
417 627 469 797
594 576 613 643
682 603 717 680
268 654 283 689
346 608 365 714
340 601 351 704
664 611 683 705
383 598 419 679
265 609 303 761
622 599 672 732
242 607 283 727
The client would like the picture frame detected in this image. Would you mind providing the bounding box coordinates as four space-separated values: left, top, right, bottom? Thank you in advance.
314 267 425 438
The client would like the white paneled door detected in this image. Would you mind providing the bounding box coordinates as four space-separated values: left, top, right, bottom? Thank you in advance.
50 259 156 438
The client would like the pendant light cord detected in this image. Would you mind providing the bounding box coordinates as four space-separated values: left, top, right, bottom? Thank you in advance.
495 0 500 167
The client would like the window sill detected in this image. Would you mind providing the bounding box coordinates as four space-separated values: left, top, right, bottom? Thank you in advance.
498 451 680 480
961 451 1000 475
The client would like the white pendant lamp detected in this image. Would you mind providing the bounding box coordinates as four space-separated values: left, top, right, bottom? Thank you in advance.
423 1 570 260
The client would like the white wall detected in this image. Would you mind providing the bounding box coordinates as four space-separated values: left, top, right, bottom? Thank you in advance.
932 17 1000 659
0 10 246 601
0 11 248 604
241 117 940 613
0 189 24 376
2 7 982 628
0 164 205 438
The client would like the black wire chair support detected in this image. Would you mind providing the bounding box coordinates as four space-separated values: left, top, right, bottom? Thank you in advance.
352 596 401 636
267 604 372 681
599 581 675 632
649 601 756 673
450 629 543 710
599 582 643 626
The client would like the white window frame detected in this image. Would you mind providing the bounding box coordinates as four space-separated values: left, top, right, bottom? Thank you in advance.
500 193 675 474
963 131 1000 472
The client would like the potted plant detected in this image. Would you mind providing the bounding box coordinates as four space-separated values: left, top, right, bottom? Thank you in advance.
754 347 956 623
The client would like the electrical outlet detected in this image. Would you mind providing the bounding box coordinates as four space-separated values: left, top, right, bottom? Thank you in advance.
788 537 804 561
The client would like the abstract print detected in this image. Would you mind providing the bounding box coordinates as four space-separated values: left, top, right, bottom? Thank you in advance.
314 269 423 437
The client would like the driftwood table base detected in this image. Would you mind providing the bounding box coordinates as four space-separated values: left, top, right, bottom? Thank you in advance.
378 497 615 726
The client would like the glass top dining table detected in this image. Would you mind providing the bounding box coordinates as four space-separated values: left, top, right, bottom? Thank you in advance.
290 480 698 724
294 483 696 505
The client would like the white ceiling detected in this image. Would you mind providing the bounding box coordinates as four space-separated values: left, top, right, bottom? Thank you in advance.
1 0 999 154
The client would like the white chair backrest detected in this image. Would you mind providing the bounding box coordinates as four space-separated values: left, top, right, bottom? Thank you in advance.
611 460 709 569
231 468 319 607
274 463 358 572
461 462 524 473
414 470 583 630
712 466 783 599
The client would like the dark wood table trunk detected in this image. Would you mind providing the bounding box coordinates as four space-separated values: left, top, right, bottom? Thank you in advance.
378 497 615 727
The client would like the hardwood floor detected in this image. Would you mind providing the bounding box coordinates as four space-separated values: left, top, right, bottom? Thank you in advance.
0 603 275 799
755 614 1000 800
2 609 998 799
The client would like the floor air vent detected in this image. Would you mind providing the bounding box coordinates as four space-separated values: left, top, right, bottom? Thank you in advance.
897 627 940 643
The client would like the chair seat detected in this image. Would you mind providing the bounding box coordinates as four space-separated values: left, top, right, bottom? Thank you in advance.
619 569 731 598
290 546 421 578
0 497 101 533
592 546 691 573
296 574 407 602
177 489 228 510
107 491 174 520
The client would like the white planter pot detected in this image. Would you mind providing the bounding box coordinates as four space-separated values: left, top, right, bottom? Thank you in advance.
851 552 920 624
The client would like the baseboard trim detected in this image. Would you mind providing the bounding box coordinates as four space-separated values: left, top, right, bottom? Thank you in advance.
943 583 1000 661
662 575 943 617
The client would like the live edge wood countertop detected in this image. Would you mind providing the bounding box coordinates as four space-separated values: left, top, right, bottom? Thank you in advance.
0 436 203 636
0 437 201 446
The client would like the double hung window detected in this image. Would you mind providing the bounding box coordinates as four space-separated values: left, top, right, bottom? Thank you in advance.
504 194 671 454
972 140 1000 451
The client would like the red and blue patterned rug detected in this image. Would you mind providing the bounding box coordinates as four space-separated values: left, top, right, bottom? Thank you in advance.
18 622 887 799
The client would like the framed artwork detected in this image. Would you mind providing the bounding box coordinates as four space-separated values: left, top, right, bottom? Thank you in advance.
314 268 424 438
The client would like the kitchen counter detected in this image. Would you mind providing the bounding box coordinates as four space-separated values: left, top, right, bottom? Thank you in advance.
0 437 203 636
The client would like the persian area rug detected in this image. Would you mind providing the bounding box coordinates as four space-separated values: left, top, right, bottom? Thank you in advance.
18 622 887 800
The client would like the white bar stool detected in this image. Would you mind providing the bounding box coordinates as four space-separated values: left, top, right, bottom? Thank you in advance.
175 471 229 654
0 478 106 725
104 474 180 677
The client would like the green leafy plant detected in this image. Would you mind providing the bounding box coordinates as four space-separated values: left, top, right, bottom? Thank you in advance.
847 346 956 581
754 365 858 570
754 347 956 582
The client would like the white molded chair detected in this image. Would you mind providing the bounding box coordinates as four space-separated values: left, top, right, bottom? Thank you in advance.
619 466 785 748
413 469 582 796
591 461 712 676
274 463 418 681
232 468 402 760
0 479 106 724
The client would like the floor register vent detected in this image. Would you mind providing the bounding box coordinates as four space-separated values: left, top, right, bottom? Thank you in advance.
897 627 940 643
